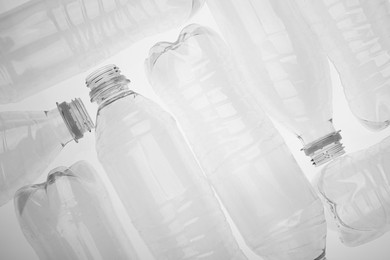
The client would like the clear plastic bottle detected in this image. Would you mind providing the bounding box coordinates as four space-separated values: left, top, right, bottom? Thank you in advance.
293 0 390 131
0 98 93 206
86 65 247 260
318 136 390 247
0 0 204 104
146 24 327 260
14 160 139 260
206 0 344 166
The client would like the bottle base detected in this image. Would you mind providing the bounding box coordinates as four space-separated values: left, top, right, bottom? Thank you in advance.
314 250 326 260
358 118 390 132
302 131 345 167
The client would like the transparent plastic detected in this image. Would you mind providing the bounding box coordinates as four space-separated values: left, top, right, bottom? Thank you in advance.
318 136 390 247
0 0 204 104
87 65 246 260
146 24 327 260
206 0 344 166
14 161 139 260
294 0 390 131
0 98 93 206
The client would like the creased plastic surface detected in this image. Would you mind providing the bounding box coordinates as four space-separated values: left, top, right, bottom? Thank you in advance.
14 161 139 260
0 108 72 206
0 0 204 103
146 24 327 260
206 0 336 146
319 136 390 246
94 90 246 259
294 0 390 131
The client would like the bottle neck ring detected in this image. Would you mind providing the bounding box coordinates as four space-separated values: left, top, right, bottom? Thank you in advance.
302 131 345 166
57 98 94 142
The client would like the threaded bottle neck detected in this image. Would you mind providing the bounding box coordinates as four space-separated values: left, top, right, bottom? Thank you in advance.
57 98 94 142
85 64 135 109
302 131 345 166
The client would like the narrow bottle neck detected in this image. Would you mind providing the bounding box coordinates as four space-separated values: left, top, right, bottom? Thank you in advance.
46 108 75 147
301 130 345 166
86 65 136 110
56 98 94 143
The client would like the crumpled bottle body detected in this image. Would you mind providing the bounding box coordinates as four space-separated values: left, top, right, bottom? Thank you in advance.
146 24 327 260
14 160 139 260
0 0 204 103
318 136 390 246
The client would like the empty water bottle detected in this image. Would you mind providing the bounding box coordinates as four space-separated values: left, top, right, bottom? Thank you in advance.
318 136 390 247
86 65 246 260
14 160 139 260
146 24 327 260
0 98 93 206
294 0 390 131
206 0 344 166
0 0 204 104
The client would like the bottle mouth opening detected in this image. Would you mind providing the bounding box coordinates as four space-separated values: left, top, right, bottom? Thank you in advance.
302 131 345 166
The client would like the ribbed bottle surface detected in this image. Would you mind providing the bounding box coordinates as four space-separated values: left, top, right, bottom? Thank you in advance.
206 0 343 164
0 109 71 206
94 92 246 259
294 0 390 130
319 136 390 246
0 99 92 206
0 0 204 103
146 24 327 260
14 161 139 260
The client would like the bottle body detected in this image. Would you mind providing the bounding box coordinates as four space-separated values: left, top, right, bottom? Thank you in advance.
0 98 92 206
146 24 327 260
14 161 139 260
206 0 343 165
0 0 204 103
91 71 246 259
318 136 390 246
294 0 390 131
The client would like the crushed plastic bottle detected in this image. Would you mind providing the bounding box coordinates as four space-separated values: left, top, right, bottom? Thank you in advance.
206 0 344 166
86 65 247 260
318 136 390 247
0 98 93 206
293 0 390 131
14 160 139 260
0 0 204 104
146 24 327 260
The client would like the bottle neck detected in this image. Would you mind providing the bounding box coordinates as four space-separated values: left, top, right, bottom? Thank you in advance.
86 65 136 110
301 130 345 166
56 98 94 143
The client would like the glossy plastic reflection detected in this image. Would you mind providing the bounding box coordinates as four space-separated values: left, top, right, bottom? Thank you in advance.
146 24 327 260
87 65 246 260
0 0 204 104
0 99 93 206
319 136 390 246
14 161 138 260
206 0 343 166
294 0 390 131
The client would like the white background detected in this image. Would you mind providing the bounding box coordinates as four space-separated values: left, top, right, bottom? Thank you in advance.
1 4 390 260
